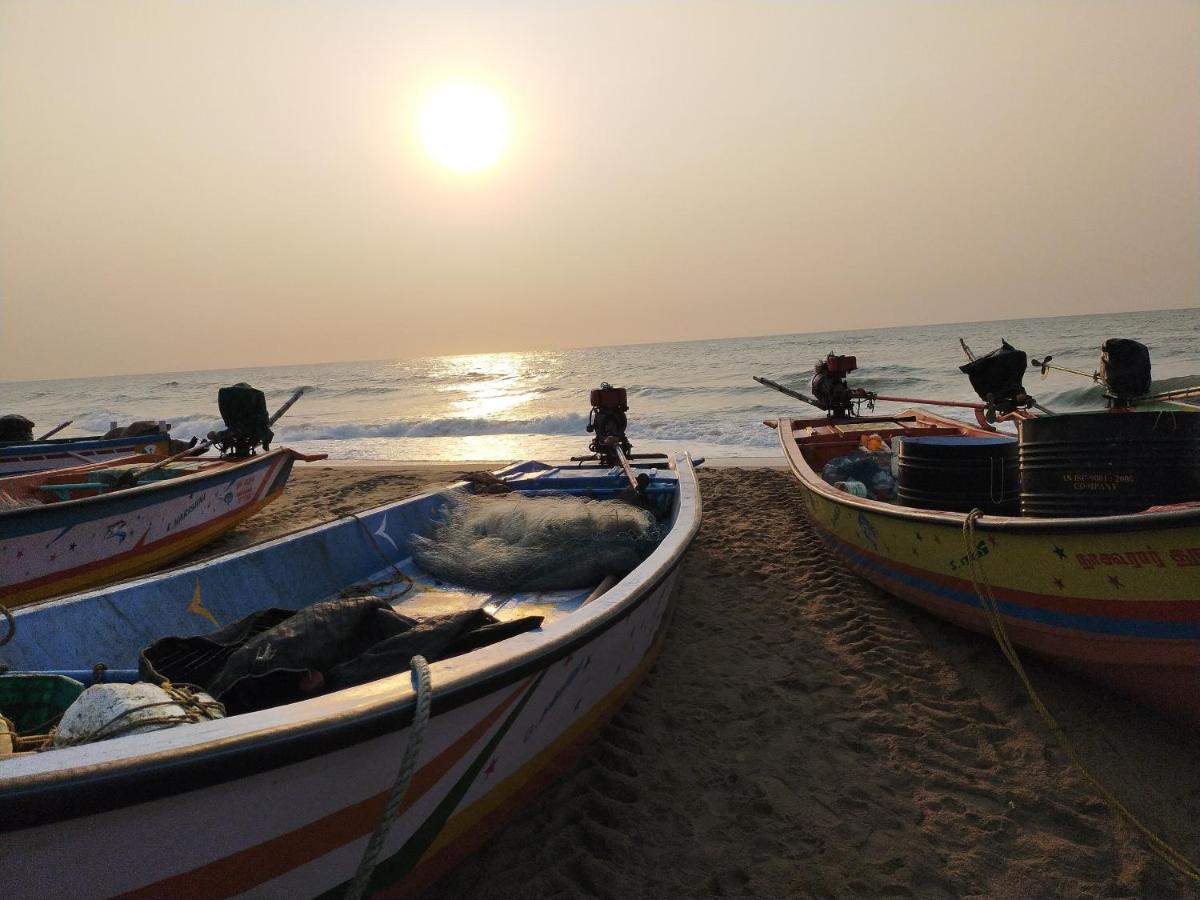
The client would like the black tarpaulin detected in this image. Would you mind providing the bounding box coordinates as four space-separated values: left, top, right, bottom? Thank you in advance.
140 596 542 714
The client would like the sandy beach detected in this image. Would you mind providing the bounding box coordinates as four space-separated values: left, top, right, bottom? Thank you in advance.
204 464 1200 897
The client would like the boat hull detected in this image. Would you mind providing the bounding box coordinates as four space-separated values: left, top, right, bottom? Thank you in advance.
1 569 680 899
0 449 300 606
0 433 171 477
0 455 701 898
777 414 1200 722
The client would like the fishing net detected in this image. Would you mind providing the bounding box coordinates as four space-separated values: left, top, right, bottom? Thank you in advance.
410 491 662 592
0 490 39 510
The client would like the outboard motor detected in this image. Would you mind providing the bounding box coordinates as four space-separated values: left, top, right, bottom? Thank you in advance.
209 383 273 458
811 354 858 418
586 383 632 466
1100 338 1151 408
0 415 35 443
960 340 1033 419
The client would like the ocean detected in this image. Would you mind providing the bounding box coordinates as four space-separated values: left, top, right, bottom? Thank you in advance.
2 307 1197 462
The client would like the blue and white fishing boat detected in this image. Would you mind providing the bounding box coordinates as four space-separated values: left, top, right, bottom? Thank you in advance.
0 454 701 898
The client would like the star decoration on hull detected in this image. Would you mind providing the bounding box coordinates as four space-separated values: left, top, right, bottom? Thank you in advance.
186 577 220 627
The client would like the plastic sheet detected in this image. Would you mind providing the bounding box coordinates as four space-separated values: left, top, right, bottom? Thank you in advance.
821 450 897 501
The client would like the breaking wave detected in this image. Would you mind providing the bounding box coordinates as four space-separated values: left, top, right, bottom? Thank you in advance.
9 307 1195 461
275 413 779 447
275 414 591 441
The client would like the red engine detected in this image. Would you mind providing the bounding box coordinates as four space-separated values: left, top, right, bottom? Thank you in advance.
811 354 859 417
818 354 857 376
586 382 631 465
589 385 628 412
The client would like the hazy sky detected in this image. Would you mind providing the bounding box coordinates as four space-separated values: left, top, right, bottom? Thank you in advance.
2 1 1197 381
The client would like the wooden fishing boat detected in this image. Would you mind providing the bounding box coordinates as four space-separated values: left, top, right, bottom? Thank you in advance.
0 431 172 477
772 408 1200 723
1 448 323 606
0 455 701 898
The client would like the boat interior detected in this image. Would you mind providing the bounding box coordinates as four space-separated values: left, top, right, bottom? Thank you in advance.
337 465 680 629
4 462 685 723
337 467 668 637
789 413 995 470
0 456 227 506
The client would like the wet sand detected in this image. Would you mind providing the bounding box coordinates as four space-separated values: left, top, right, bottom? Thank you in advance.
226 465 1200 897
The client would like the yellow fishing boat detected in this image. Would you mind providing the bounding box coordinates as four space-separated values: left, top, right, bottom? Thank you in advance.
761 339 1200 723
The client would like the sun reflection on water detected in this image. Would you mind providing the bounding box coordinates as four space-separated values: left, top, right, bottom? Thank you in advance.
433 352 543 419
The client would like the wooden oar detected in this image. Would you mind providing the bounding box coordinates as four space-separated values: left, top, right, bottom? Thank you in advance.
758 376 1006 414
115 437 208 485
269 386 311 427
37 421 72 440
753 376 823 409
612 444 640 491
1139 384 1200 404
872 392 1052 419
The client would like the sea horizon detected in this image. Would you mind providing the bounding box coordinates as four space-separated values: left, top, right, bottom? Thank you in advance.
2 306 1197 463
2 303 1192 387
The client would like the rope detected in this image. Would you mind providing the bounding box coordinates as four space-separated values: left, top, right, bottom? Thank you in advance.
987 456 1006 506
961 510 1200 883
349 513 415 598
345 655 433 900
0 604 13 647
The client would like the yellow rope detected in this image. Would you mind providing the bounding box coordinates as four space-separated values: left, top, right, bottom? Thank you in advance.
961 510 1200 882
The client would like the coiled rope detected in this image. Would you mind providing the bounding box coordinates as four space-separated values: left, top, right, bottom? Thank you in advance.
961 510 1200 883
345 655 433 900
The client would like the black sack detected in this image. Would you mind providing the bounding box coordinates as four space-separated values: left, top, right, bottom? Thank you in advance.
324 611 544 692
140 595 542 714
139 607 298 688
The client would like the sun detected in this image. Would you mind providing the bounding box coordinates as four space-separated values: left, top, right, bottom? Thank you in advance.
419 83 511 174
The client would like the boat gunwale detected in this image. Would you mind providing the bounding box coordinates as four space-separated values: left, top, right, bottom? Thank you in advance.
0 453 702 832
0 432 171 453
778 410 1200 534
0 446 303 523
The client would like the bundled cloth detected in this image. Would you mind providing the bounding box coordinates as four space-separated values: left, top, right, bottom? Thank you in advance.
140 596 541 714
410 491 662 592
52 683 223 747
822 450 896 501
